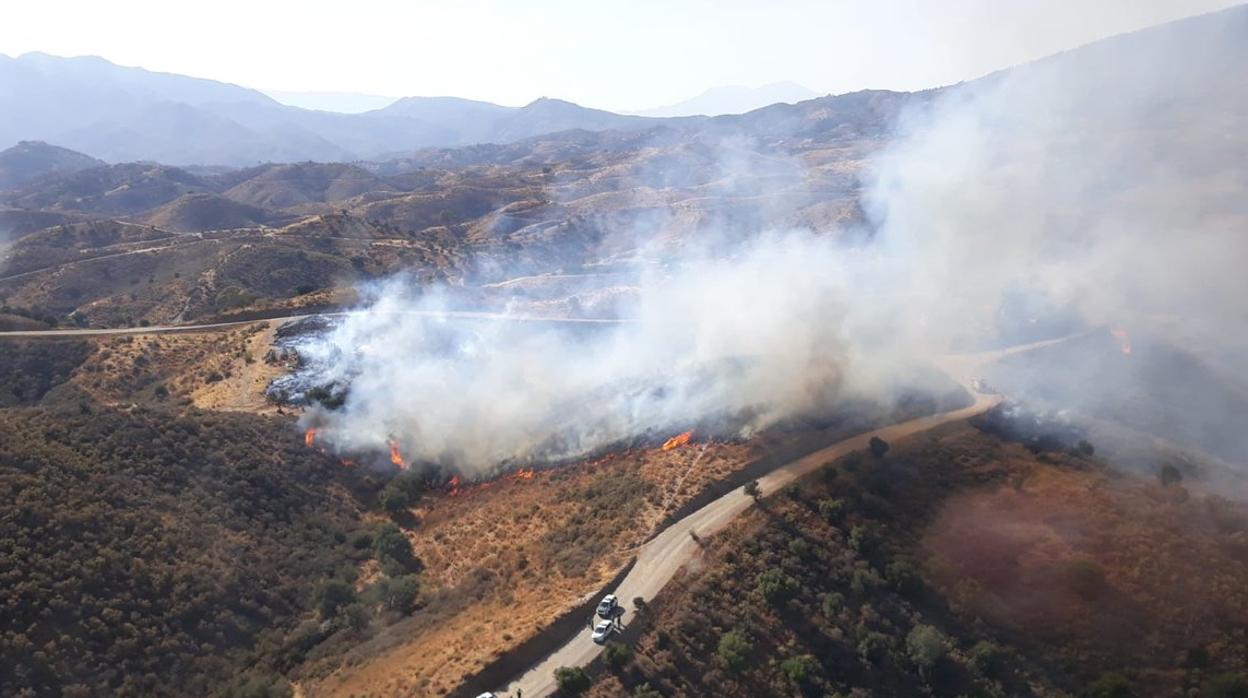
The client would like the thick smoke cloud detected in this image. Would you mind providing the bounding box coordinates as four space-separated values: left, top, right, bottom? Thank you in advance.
295 235 905 472
297 8 1248 474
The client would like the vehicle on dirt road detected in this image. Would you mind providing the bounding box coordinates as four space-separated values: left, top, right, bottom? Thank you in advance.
592 620 615 644
596 594 618 619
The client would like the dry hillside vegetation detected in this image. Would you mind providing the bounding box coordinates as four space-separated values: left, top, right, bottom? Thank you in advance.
301 439 755 697
582 423 1248 698
61 325 280 410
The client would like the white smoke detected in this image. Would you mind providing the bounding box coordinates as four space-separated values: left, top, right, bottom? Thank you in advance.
297 7 1248 473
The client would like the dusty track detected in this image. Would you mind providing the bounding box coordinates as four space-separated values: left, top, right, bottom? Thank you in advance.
0 309 631 338
501 337 1074 697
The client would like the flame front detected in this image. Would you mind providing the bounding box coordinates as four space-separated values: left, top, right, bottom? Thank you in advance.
447 475 461 496
388 440 408 469
662 430 693 451
305 428 318 448
1110 327 1133 355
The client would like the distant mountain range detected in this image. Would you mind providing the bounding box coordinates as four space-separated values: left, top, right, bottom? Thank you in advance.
632 82 822 117
0 53 689 166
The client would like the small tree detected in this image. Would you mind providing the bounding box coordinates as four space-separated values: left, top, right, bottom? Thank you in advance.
869 436 890 458
717 630 753 671
757 567 800 605
1159 464 1183 486
780 654 818 685
857 631 889 664
379 484 410 516
604 642 633 670
316 579 356 618
743 480 761 499
374 524 420 575
553 666 591 695
818 498 845 523
373 574 420 614
906 625 950 679
633 684 662 698
969 640 1005 678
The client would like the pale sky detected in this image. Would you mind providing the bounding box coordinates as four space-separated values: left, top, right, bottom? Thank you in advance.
0 0 1239 111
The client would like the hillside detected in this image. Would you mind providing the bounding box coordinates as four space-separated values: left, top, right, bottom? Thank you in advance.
578 422 1248 698
139 193 281 232
0 140 103 189
0 400 373 697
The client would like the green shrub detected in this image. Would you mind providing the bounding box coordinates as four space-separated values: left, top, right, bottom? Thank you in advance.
316 579 356 618
886 559 923 596
906 625 950 677
757 567 800 605
780 654 818 684
717 630 753 671
379 483 410 515
821 592 845 617
554 665 592 694
371 574 420 614
857 631 889 664
969 640 1005 677
374 524 420 575
818 498 846 523
604 642 633 669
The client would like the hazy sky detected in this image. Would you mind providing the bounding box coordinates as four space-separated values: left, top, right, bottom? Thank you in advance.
0 0 1238 111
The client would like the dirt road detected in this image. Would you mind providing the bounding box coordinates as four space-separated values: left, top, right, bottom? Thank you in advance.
500 339 1070 697
0 309 630 338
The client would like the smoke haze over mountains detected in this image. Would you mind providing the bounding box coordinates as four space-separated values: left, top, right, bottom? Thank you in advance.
290 6 1248 477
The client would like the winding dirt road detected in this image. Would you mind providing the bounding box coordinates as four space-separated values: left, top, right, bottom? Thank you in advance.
501 337 1073 698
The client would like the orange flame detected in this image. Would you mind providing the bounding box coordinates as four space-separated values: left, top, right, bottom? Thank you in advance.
305 428 318 448
661 431 693 451
510 468 536 480
388 440 408 470
1110 327 1133 355
447 475 461 496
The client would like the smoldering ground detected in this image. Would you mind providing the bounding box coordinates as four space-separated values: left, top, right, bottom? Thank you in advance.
293 7 1248 477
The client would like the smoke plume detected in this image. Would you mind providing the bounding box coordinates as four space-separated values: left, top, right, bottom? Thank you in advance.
296 7 1248 475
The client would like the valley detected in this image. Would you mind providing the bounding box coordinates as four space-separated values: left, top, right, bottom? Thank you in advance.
3 5 1248 698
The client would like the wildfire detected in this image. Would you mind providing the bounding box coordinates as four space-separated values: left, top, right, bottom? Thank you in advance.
1110 327 1133 355
510 468 536 480
447 475 461 496
662 430 693 451
388 440 408 470
304 428 318 448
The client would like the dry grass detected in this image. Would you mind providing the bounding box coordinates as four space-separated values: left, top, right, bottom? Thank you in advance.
64 323 282 411
308 436 759 697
